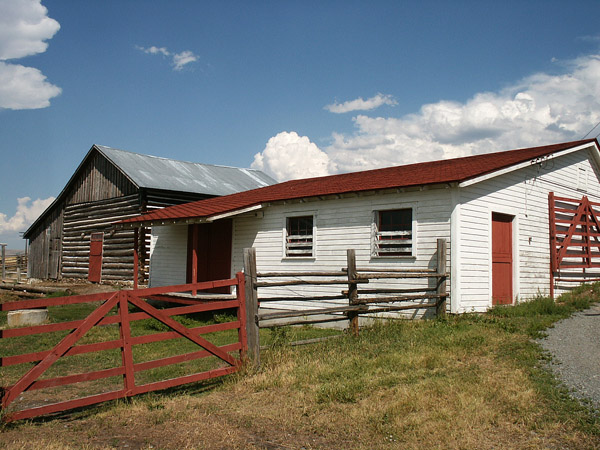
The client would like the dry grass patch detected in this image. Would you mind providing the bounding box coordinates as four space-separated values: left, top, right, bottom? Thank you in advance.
2 286 600 449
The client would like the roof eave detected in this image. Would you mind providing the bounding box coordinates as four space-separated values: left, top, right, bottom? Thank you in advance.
458 141 600 188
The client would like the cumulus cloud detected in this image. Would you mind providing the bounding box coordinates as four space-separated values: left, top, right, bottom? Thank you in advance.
137 45 198 71
0 0 61 110
0 196 54 234
251 131 334 181
0 61 61 109
325 93 397 113
326 54 600 173
261 53 600 179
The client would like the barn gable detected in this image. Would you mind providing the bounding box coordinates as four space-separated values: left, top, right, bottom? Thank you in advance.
24 145 275 281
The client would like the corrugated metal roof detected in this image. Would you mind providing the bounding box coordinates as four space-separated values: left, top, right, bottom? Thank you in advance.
96 145 276 196
119 139 599 227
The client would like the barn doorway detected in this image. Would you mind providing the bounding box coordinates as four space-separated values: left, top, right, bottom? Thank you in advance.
491 212 514 305
88 232 104 283
186 220 233 294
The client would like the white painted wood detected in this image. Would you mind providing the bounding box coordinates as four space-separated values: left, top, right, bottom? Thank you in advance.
148 224 187 287
455 148 600 312
148 144 600 315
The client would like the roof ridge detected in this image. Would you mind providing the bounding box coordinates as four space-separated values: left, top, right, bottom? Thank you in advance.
95 144 261 171
119 139 599 227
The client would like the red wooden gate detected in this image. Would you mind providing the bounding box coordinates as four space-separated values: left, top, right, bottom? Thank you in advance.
548 193 600 297
1 274 247 422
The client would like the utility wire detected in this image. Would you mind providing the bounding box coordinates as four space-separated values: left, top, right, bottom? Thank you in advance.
582 119 600 139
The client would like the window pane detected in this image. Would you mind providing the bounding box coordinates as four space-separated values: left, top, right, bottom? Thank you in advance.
375 209 412 257
286 216 313 257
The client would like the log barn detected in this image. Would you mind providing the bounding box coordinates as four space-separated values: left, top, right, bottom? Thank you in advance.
23 145 275 282
119 139 600 313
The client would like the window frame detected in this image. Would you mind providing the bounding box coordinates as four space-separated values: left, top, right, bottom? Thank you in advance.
371 205 416 258
283 213 316 259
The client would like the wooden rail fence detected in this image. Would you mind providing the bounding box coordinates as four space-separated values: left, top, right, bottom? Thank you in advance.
243 239 448 367
0 251 27 283
0 274 247 422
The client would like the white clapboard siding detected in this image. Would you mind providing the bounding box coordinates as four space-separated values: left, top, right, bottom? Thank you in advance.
455 147 600 312
232 188 452 313
148 224 187 287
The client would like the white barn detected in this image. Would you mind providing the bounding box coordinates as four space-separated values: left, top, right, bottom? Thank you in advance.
119 139 600 313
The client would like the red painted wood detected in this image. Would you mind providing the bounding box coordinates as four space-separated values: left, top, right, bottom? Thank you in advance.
25 366 125 391
119 292 136 393
1 291 119 311
187 220 233 294
88 233 104 282
126 295 238 366
4 389 128 422
134 343 241 373
2 321 242 367
127 277 236 297
2 293 119 408
492 213 513 305
130 366 238 396
1 275 247 422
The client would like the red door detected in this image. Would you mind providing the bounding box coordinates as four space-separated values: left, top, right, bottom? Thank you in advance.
187 220 232 293
88 232 104 283
492 213 513 305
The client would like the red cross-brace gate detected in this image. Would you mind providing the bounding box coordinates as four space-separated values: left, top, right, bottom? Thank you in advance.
1 273 247 422
548 192 600 298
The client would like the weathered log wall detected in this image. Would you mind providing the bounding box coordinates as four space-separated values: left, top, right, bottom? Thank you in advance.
27 202 63 279
61 195 141 280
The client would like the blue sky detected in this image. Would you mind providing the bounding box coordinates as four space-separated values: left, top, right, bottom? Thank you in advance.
2 0 600 249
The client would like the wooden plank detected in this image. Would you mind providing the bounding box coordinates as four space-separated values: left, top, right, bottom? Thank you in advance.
257 271 347 277
244 248 260 368
125 295 238 367
436 238 447 316
256 279 367 287
2 293 120 408
347 249 359 336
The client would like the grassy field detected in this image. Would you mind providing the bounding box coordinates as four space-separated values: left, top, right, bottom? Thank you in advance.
1 285 600 449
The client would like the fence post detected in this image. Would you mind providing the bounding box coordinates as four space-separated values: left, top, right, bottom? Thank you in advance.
436 238 447 317
243 248 260 368
1 243 6 282
16 255 21 283
347 249 359 336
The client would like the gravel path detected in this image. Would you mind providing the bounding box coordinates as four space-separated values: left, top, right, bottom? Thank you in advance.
538 303 600 409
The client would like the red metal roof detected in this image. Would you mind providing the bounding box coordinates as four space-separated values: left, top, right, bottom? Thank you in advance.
120 139 598 226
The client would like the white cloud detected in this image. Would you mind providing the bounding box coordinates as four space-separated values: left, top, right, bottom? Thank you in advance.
139 45 170 57
0 61 61 109
0 0 59 60
137 45 198 71
172 50 198 71
0 196 54 234
0 0 60 110
325 93 397 114
326 54 600 173
259 53 600 179
251 131 334 182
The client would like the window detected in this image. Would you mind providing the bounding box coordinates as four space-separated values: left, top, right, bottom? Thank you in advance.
286 215 313 257
373 208 414 257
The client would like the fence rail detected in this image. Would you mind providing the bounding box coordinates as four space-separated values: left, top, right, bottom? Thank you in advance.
0 251 27 282
1 274 247 422
243 239 448 367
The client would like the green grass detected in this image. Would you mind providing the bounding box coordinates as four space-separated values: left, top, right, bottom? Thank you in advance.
0 296 338 412
2 286 600 449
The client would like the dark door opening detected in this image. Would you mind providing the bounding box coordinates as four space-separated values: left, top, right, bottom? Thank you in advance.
186 220 233 294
